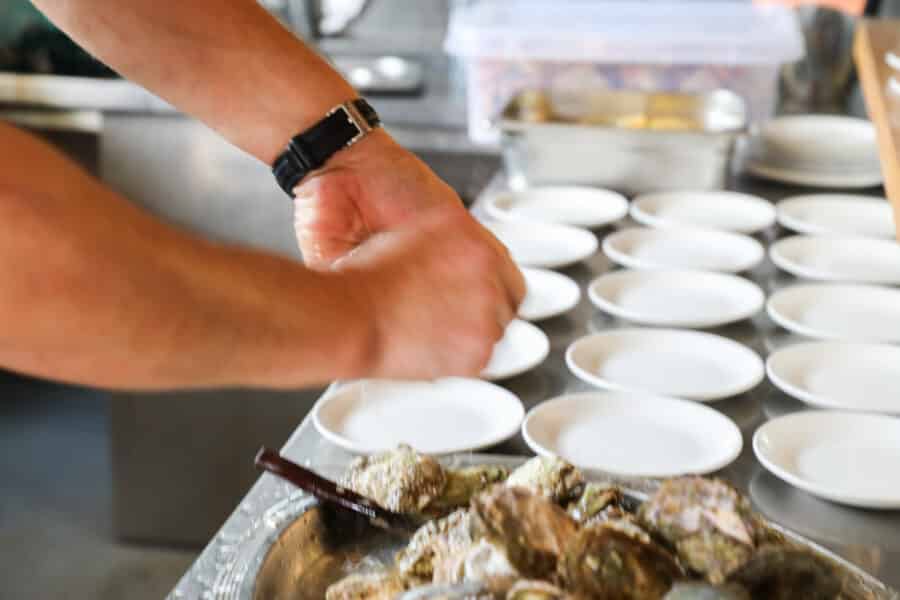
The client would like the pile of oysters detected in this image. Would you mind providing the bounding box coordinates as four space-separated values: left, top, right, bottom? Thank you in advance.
325 445 846 600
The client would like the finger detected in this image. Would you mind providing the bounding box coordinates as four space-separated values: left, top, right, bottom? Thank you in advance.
493 279 516 333
474 222 527 310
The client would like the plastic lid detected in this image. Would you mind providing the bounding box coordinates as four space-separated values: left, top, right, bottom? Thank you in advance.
445 1 805 65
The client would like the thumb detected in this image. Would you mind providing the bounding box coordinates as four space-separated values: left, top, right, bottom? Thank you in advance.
293 175 368 270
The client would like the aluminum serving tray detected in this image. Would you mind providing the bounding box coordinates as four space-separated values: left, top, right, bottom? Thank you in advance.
212 454 897 600
499 89 747 195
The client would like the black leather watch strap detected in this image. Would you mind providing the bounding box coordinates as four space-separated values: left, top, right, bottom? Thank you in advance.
272 98 381 196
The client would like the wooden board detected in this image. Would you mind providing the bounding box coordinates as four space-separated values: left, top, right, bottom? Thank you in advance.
854 19 900 240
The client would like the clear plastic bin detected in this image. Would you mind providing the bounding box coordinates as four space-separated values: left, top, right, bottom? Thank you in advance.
445 1 804 144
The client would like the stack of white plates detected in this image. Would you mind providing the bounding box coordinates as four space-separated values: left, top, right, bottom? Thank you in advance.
745 115 882 189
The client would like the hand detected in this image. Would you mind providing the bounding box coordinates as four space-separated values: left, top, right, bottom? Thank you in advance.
336 206 526 379
292 130 463 269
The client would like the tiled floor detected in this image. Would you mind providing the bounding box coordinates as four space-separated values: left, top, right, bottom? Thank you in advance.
0 373 196 600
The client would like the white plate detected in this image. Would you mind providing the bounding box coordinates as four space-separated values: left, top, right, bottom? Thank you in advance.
485 186 629 229
565 329 765 401
603 227 764 274
757 115 879 167
313 378 524 455
770 236 900 285
767 341 900 414
481 319 550 380
484 221 599 269
588 270 764 328
746 159 883 190
519 268 581 321
777 195 895 239
767 284 900 343
631 191 776 234
522 391 743 477
754 411 900 509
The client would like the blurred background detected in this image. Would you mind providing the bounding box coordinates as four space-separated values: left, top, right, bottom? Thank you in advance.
0 0 896 598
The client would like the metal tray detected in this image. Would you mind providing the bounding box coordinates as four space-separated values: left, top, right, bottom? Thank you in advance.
211 454 898 600
498 88 747 195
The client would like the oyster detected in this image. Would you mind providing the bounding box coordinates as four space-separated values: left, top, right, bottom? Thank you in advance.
471 486 578 579
324 569 405 600
506 580 572 599
560 521 682 600
428 465 511 515
397 509 474 582
433 538 520 586
729 545 842 600
505 456 584 504
342 445 446 514
663 583 750 600
568 483 625 523
639 477 759 583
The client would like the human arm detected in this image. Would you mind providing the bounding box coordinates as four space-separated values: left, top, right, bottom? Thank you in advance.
0 123 512 389
30 0 527 285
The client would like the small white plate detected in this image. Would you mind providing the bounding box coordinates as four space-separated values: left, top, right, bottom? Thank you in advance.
485 186 629 229
603 227 764 274
522 391 743 478
631 191 776 234
481 319 550 380
588 270 764 328
754 411 900 509
770 236 900 285
485 221 599 269
519 268 581 321
767 284 900 343
776 195 895 239
566 329 765 401
746 159 883 190
767 341 900 414
757 115 879 167
313 378 524 455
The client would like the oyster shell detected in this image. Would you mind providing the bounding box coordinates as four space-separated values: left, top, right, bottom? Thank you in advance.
342 445 446 514
397 509 474 582
505 457 584 504
663 583 751 600
567 483 625 523
471 486 578 579
729 545 842 600
506 580 572 599
428 466 511 515
433 538 520 586
324 569 405 600
639 477 759 583
561 521 682 600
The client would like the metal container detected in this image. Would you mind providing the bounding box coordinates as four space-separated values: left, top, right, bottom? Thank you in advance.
499 88 747 195
208 454 898 600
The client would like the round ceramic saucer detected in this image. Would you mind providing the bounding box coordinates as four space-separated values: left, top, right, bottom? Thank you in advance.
523 391 742 478
566 329 765 401
519 267 581 321
485 186 629 229
588 270 764 328
481 319 550 380
631 191 776 234
767 341 900 414
767 284 900 343
754 411 900 509
602 227 764 273
770 236 900 285
314 378 524 454
776 195 895 239
485 221 599 269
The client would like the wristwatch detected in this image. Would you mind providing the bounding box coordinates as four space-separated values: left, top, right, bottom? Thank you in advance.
271 98 381 196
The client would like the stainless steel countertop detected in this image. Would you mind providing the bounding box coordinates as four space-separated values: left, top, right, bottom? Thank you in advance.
170 173 900 599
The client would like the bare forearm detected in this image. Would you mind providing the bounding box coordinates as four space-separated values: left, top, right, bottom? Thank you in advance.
33 0 356 164
0 123 370 389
